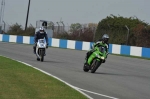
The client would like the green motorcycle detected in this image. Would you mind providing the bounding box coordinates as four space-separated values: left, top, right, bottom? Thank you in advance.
83 46 107 73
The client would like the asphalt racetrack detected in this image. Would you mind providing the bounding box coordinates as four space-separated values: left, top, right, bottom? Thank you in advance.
0 42 150 99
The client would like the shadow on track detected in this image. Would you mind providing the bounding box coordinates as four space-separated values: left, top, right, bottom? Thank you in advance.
30 59 64 64
43 60 64 63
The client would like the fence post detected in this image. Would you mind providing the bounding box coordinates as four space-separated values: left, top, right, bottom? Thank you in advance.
125 25 129 45
93 27 96 42
3 20 5 32
56 22 60 34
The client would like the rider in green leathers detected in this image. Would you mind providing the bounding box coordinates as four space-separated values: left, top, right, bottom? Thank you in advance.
85 34 109 67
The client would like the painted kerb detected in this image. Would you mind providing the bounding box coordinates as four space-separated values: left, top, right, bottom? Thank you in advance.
0 34 150 58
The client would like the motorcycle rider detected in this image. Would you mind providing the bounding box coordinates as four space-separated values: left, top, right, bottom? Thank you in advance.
33 27 49 54
85 34 109 67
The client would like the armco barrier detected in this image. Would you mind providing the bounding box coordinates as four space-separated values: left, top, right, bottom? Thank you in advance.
0 34 150 58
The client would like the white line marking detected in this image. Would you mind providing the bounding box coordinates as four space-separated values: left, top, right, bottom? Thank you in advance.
74 87 119 99
0 55 119 99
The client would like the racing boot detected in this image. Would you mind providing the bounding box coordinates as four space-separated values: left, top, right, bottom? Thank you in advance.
84 63 91 70
85 51 91 62
37 57 40 61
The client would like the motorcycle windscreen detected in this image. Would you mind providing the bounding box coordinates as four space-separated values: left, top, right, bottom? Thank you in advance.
38 39 45 43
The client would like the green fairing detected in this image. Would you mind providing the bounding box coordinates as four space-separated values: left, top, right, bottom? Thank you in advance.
93 41 108 51
87 43 107 65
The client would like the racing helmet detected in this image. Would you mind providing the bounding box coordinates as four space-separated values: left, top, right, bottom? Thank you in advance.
102 34 109 43
39 27 45 34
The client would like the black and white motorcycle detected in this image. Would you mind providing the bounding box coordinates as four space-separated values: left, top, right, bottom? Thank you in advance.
36 39 47 62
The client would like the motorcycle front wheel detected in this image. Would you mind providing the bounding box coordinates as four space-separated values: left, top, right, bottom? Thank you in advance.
39 49 45 62
91 59 101 73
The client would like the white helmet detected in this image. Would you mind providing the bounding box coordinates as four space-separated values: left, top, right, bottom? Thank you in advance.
39 27 44 33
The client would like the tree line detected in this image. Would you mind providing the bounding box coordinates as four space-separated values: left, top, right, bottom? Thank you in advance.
5 14 150 48
95 14 150 47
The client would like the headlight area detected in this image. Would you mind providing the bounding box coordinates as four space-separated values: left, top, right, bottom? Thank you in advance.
40 43 46 47
100 57 105 60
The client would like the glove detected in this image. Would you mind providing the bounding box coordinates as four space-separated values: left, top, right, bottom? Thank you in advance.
33 42 37 47
106 52 109 59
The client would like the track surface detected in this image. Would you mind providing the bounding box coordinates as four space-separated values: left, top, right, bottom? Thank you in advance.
0 42 150 99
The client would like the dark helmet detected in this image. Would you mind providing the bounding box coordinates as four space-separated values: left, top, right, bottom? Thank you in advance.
102 34 109 43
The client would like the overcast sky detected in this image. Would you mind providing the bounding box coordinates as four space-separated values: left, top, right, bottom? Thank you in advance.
2 0 150 27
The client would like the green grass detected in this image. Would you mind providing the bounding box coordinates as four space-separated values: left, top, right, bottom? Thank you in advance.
0 56 88 99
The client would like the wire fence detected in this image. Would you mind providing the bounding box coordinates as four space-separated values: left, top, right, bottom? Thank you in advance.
0 23 10 34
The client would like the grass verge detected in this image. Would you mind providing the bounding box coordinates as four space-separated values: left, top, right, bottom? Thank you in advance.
0 56 88 99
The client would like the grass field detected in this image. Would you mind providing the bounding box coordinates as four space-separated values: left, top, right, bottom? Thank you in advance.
0 56 88 99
